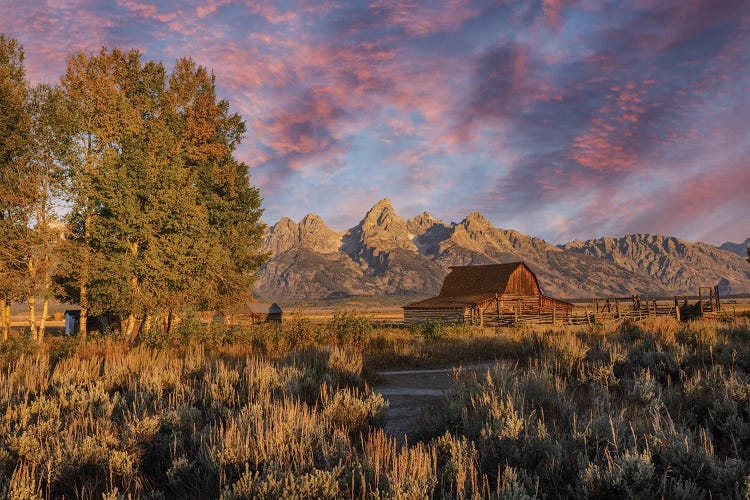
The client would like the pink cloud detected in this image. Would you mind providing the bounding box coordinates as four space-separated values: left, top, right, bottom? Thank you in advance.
370 0 479 37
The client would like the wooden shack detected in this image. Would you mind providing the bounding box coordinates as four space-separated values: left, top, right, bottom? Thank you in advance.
247 302 283 324
403 262 573 326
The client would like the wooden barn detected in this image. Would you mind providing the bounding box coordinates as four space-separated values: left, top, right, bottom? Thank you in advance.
247 302 283 324
403 262 573 326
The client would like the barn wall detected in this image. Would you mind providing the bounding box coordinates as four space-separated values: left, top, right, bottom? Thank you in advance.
505 267 541 295
475 294 573 325
268 313 282 323
404 307 468 325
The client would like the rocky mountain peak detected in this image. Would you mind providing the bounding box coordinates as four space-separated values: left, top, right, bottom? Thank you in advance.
343 199 417 268
273 216 297 230
361 198 401 229
360 199 415 249
263 214 341 256
297 214 341 253
298 213 331 237
406 211 441 236
564 239 585 249
255 204 750 301
463 211 491 230
564 233 750 294
263 217 299 255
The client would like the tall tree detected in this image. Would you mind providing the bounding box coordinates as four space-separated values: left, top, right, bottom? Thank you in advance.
26 84 69 340
168 59 266 315
56 48 139 337
0 35 33 341
55 49 267 339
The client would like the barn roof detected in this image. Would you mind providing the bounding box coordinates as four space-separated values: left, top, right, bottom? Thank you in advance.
248 302 283 314
404 262 564 309
439 262 538 297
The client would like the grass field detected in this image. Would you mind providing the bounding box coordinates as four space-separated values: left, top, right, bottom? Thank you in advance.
1 313 750 498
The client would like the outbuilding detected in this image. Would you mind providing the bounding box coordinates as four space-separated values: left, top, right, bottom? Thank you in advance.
403 262 573 326
247 302 283 324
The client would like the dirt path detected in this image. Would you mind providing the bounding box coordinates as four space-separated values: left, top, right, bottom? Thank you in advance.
372 362 496 442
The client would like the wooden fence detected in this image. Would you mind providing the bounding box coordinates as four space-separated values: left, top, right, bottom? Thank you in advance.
397 288 724 328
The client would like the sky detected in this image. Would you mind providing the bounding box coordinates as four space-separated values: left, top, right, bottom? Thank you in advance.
1 0 749 245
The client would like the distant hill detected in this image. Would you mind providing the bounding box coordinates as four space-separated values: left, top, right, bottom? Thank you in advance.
255 199 750 300
720 238 750 257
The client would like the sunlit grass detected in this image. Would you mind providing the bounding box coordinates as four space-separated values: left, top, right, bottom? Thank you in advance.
0 314 748 497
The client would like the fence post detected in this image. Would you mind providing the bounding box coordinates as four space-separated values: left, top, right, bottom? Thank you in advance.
552 304 557 325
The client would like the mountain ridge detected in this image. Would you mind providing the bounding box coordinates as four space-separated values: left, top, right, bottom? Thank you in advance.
255 199 750 300
720 238 750 258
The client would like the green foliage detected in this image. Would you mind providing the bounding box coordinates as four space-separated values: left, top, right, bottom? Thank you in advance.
411 319 446 342
51 48 266 334
328 311 373 347
0 332 38 364
0 35 34 319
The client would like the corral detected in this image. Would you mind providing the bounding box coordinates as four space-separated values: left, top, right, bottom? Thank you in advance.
403 262 574 326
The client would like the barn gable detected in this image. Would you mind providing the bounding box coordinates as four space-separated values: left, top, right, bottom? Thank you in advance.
248 302 282 314
403 262 572 325
408 262 542 308
438 262 541 297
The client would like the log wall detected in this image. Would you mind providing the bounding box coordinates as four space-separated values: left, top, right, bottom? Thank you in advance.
403 307 468 325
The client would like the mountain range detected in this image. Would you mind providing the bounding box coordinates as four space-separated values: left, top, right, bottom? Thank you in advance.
255 199 750 301
720 238 750 258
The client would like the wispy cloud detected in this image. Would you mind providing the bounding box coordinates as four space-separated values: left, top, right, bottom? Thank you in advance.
1 0 748 243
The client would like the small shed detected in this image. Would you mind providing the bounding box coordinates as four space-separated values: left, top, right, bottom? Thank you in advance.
403 262 573 326
64 310 80 335
247 302 283 324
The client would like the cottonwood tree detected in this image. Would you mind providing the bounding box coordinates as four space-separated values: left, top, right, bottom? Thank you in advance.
0 35 33 340
25 84 69 340
55 49 266 339
55 49 142 338
168 58 266 320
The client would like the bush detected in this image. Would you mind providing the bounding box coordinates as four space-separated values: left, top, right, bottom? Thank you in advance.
328 311 373 347
321 385 388 434
412 320 446 342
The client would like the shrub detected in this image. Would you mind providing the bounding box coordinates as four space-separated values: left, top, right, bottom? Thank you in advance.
320 385 388 434
223 466 342 500
328 311 373 347
417 320 446 342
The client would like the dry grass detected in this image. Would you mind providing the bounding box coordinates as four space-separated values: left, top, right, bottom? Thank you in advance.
0 314 749 498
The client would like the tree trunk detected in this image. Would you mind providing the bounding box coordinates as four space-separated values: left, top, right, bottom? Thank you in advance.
79 284 88 339
79 212 90 339
5 302 11 340
167 309 174 336
125 313 136 343
126 245 139 344
39 297 48 343
28 295 37 340
139 313 152 337
27 256 37 340
1 298 8 341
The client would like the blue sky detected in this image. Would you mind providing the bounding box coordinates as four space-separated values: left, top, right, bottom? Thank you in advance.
2 0 749 244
